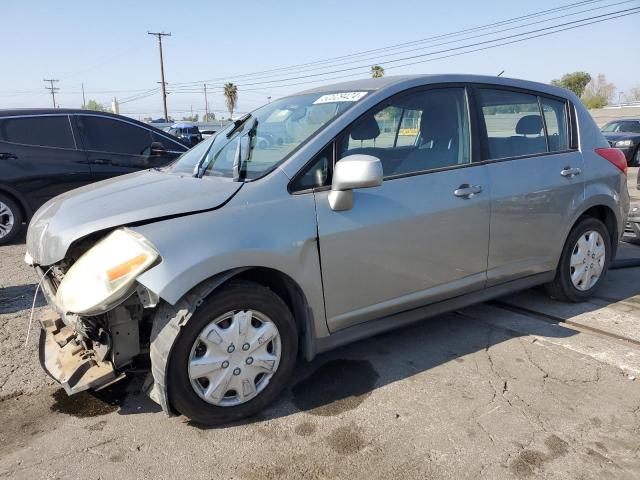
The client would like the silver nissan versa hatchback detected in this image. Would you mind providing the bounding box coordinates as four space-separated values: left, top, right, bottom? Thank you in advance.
26 75 629 425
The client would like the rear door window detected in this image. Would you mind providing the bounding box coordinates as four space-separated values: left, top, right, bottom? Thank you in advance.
77 115 152 155
0 115 75 149
478 89 546 160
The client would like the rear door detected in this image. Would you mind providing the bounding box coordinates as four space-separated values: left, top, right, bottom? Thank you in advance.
0 114 91 212
475 86 584 285
313 86 491 332
75 115 185 182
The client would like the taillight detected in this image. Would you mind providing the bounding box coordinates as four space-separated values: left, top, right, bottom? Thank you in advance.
595 147 627 175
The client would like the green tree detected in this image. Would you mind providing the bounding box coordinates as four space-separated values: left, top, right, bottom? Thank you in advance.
550 72 591 98
582 73 616 110
182 113 199 122
370 65 385 79
203 112 216 122
223 83 238 118
84 99 106 111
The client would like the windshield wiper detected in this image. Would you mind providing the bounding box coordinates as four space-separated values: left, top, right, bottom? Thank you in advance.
226 113 252 138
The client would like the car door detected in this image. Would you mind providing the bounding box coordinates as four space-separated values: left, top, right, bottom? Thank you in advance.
75 115 185 182
475 86 584 286
312 86 491 332
0 114 92 212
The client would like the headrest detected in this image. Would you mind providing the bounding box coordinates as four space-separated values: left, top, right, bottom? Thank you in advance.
515 115 543 135
350 115 380 140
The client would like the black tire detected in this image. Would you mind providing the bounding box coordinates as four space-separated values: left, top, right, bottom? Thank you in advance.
167 280 298 425
0 193 23 245
545 217 611 302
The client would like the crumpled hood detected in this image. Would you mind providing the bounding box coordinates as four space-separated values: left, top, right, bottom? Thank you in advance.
27 169 242 265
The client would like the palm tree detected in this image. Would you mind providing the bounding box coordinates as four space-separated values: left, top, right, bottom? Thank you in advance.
371 65 385 79
223 83 238 118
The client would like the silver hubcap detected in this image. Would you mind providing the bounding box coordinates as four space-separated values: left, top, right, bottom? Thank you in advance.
570 230 606 291
0 201 15 239
188 310 281 407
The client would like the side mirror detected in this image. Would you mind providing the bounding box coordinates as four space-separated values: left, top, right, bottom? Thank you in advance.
150 141 166 156
328 154 383 211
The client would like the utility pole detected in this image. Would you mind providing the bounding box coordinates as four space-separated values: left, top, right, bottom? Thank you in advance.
203 83 209 120
43 78 59 108
81 83 86 108
147 31 171 122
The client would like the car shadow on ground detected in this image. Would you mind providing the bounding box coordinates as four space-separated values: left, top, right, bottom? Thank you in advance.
187 306 583 430
0 283 46 314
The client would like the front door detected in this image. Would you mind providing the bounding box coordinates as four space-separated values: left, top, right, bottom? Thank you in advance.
314 86 491 332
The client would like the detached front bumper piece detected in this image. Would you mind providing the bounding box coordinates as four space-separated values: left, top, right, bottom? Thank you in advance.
38 309 123 394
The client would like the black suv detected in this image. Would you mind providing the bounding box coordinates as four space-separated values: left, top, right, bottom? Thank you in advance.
0 109 189 244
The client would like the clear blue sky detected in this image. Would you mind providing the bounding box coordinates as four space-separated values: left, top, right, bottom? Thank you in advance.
1 0 638 120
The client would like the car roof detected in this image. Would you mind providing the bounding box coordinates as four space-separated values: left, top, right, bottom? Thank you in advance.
295 74 575 100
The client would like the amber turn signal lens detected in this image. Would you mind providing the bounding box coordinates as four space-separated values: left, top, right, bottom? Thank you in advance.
106 253 149 282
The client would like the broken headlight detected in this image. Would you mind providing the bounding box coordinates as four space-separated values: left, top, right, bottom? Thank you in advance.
56 228 159 315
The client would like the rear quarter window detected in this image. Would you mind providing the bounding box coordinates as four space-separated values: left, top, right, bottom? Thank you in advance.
0 115 75 149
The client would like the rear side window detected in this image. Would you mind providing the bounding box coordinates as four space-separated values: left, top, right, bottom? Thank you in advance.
0 116 75 149
77 116 152 155
541 97 569 152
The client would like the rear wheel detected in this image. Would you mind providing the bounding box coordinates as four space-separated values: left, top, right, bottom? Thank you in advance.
0 194 22 245
167 280 298 425
545 217 611 302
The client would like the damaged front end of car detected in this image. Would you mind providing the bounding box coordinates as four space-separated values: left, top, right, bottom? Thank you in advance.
29 228 162 397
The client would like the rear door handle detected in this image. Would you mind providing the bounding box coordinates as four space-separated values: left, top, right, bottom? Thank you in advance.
454 184 482 198
560 167 581 178
0 152 17 160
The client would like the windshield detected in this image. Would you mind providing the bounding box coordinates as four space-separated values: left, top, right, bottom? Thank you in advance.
170 91 369 179
602 121 640 133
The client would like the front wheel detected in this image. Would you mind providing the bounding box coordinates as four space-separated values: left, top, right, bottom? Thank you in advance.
167 280 298 425
545 217 611 302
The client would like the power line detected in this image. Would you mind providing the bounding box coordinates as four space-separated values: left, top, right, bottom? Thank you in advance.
193 6 640 90
168 0 609 87
147 31 171 122
43 78 59 108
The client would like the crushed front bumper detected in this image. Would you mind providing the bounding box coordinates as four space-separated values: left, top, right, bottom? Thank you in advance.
38 308 123 394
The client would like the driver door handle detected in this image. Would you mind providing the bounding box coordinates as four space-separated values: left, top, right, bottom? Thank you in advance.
0 152 17 160
454 184 482 198
560 167 581 178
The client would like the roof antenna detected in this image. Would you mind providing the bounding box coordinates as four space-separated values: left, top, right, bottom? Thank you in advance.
497 70 505 77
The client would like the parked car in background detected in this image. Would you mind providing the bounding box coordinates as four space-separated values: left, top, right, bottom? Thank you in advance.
0 109 189 244
167 122 203 146
26 75 629 425
601 119 640 166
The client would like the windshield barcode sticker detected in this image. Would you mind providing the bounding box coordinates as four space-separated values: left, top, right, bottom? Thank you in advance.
313 92 368 104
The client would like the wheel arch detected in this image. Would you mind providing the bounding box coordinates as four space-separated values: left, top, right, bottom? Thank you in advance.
146 266 319 415
566 202 620 260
